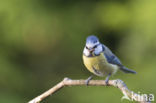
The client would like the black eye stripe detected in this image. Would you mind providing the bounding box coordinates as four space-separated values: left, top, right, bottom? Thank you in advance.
93 45 97 48
85 46 89 49
93 43 100 48
85 43 100 49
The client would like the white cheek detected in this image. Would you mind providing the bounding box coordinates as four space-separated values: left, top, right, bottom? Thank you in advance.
83 48 90 56
94 45 103 55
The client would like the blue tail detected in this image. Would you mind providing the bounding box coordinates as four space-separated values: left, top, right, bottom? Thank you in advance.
120 66 136 74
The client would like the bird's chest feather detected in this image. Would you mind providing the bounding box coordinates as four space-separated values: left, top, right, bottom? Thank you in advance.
83 53 117 76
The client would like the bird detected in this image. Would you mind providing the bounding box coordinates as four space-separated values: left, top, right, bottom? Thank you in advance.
82 35 136 85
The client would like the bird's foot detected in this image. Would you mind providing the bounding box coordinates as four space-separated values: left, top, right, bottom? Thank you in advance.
105 79 109 86
105 73 111 86
85 76 93 86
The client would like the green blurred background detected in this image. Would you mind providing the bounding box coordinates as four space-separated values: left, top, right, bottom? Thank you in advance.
0 0 156 103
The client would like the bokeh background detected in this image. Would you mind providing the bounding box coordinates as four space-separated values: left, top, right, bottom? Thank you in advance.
0 0 156 103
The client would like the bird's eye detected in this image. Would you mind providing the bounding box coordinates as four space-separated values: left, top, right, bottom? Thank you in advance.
93 40 97 43
93 45 97 48
86 46 89 49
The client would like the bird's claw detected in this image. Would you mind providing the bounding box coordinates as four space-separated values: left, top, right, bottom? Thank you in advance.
105 73 111 86
105 79 109 86
85 76 93 86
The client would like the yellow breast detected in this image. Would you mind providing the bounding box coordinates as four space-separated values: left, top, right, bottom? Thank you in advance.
83 53 118 76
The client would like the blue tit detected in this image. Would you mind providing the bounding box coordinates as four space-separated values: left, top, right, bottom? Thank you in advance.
83 35 136 85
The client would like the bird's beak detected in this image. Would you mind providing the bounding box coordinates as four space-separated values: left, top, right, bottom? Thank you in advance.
89 48 94 52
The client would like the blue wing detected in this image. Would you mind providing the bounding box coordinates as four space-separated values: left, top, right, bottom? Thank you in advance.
102 44 122 66
102 44 136 74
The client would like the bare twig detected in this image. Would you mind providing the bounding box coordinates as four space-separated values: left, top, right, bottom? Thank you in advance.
28 77 150 103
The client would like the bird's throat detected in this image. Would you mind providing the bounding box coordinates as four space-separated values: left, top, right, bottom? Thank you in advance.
89 51 95 57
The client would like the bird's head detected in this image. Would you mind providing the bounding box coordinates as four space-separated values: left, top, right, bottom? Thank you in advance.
83 35 103 56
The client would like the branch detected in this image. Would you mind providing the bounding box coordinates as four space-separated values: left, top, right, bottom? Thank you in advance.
28 77 150 103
